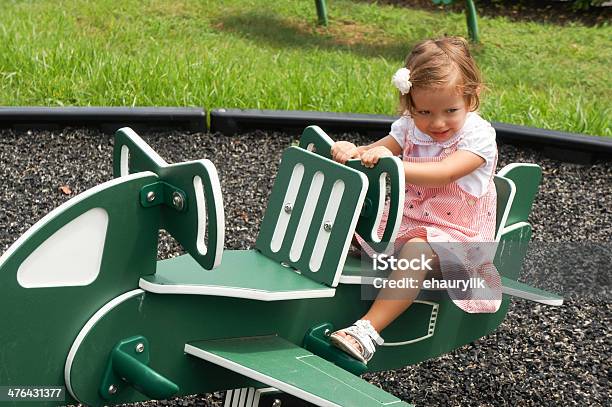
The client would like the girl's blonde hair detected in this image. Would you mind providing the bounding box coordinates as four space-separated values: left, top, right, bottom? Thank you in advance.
399 36 482 115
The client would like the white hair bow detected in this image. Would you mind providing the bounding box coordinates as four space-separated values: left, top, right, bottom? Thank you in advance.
392 67 412 95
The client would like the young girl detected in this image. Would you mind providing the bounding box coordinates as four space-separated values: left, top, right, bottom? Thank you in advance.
329 36 501 363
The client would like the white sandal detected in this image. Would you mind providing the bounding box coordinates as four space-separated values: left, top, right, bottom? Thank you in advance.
330 320 384 363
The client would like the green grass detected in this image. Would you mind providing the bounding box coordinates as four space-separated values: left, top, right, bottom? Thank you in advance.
0 0 610 136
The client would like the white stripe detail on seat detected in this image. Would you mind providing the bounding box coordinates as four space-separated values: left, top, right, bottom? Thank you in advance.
289 171 325 262
309 180 345 272
197 159 225 268
494 176 516 242
194 175 208 255
120 145 130 176
332 171 369 287
271 163 304 253
370 172 387 243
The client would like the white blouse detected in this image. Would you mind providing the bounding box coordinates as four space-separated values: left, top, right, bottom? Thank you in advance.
389 112 497 197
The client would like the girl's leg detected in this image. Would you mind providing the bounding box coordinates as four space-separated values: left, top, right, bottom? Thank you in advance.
332 237 439 354
362 237 439 332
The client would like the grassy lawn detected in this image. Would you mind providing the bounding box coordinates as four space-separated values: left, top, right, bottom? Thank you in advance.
0 0 610 136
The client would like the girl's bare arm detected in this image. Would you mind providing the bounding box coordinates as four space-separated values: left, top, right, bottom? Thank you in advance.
357 135 402 155
403 150 485 187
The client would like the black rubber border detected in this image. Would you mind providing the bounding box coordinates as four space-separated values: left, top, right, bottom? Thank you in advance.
0 107 206 133
210 108 612 162
1 107 609 162
210 108 392 137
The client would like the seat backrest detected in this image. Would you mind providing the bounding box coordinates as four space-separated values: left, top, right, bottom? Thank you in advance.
256 146 368 287
494 164 542 280
113 127 224 270
496 163 542 227
493 175 515 241
299 126 404 253
494 164 542 238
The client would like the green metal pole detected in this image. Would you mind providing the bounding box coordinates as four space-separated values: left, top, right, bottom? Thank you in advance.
465 0 480 43
315 0 328 26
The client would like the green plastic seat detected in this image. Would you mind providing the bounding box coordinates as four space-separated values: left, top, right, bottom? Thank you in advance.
142 144 370 297
141 250 336 301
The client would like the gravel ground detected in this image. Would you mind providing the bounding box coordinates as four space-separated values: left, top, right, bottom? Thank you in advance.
0 128 610 406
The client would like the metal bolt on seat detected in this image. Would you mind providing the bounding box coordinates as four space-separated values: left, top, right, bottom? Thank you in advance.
284 203 293 213
141 182 187 212
172 192 184 210
323 221 333 232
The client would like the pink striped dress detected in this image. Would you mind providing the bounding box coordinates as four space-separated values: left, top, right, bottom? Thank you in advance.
359 113 502 313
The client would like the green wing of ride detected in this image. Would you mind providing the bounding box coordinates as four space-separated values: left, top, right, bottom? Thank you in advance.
185 335 413 407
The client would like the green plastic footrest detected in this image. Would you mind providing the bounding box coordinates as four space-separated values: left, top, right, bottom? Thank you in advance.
302 322 368 376
99 336 179 401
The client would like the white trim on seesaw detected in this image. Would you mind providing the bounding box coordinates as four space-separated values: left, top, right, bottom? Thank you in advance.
118 127 168 168
64 289 145 402
389 158 406 243
381 301 439 346
198 158 226 268
501 285 564 306
184 344 342 407
290 170 324 263
0 172 157 269
271 163 304 253
310 179 345 272
497 162 541 178
494 176 516 242
139 279 336 301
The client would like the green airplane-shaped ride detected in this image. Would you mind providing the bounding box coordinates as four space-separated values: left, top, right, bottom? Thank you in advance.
0 126 562 406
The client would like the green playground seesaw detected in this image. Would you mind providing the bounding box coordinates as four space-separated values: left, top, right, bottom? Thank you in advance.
0 126 563 407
